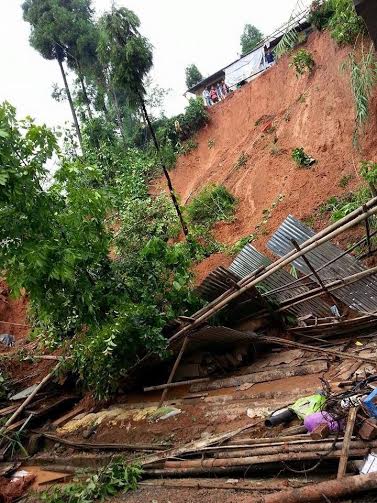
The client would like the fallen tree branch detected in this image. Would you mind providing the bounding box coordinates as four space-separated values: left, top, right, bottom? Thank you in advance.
139 419 264 467
1 363 60 433
38 432 170 451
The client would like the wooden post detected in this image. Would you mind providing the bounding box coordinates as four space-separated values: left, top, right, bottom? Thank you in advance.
290 238 341 310
365 215 372 254
158 337 189 407
337 406 359 478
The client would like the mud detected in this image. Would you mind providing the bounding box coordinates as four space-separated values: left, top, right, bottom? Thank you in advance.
153 31 377 279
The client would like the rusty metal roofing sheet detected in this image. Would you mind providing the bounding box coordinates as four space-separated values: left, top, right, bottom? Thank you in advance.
288 314 377 338
169 326 256 355
228 244 331 318
267 215 377 314
195 266 242 302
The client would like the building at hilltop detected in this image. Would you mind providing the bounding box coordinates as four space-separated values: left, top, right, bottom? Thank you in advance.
186 8 311 98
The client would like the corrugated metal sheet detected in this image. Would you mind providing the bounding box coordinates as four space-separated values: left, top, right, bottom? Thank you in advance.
288 314 377 338
195 266 243 301
267 215 377 313
228 244 331 318
170 326 255 355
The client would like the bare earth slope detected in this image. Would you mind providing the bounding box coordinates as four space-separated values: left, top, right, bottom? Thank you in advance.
154 31 377 280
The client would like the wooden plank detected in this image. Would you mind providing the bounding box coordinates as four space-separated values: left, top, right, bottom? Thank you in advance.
337 406 358 478
190 360 328 392
0 404 18 417
51 405 86 428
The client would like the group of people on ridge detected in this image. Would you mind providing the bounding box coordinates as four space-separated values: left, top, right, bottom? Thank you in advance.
202 80 229 107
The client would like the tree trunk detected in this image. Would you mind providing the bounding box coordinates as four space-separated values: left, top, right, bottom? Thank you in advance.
78 72 93 120
57 58 83 150
138 93 189 237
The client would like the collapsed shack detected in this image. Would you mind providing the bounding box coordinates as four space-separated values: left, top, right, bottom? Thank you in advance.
2 198 377 500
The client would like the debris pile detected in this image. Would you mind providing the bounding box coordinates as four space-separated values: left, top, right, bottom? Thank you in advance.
2 199 377 501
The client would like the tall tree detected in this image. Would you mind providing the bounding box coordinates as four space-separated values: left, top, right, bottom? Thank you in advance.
98 7 189 236
22 0 94 149
240 24 263 55
185 64 203 89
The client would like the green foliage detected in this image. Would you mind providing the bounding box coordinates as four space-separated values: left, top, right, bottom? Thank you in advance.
309 0 336 30
185 64 203 89
156 98 209 153
0 102 204 397
177 139 198 156
22 0 93 63
342 46 377 143
291 147 316 167
320 187 370 221
98 7 153 105
186 185 237 228
339 174 354 188
208 138 215 149
0 371 9 400
360 160 377 186
240 24 263 55
226 234 255 255
290 49 315 76
274 29 300 59
40 460 142 503
328 0 365 45
234 152 249 169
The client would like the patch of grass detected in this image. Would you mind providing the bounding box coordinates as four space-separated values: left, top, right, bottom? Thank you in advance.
342 46 377 145
225 234 255 255
208 138 215 149
177 138 198 155
338 174 354 188
303 215 315 227
290 49 315 76
186 184 237 227
297 94 306 104
234 152 249 169
319 187 371 221
40 460 142 503
291 147 316 167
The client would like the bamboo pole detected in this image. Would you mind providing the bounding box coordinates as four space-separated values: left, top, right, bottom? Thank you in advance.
144 377 209 392
139 478 309 491
2 364 59 431
210 440 375 459
262 228 377 297
276 264 377 312
151 449 369 470
290 238 340 308
158 336 189 406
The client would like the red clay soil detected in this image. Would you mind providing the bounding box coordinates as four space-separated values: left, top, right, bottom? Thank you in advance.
0 474 35 503
0 280 29 342
153 31 377 279
192 252 232 285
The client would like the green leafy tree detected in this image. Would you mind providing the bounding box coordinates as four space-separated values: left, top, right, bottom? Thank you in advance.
240 24 263 55
22 0 94 149
98 7 189 237
185 64 203 89
0 101 203 397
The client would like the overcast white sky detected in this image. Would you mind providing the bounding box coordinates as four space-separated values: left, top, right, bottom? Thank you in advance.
0 0 310 129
